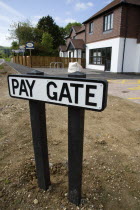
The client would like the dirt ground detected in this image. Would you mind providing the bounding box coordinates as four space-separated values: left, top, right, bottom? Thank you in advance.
0 63 140 210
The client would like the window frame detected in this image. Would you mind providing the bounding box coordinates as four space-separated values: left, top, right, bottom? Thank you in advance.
89 22 93 34
89 47 112 65
103 13 113 32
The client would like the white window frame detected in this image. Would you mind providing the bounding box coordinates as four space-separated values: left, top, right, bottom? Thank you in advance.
103 13 113 32
89 22 93 34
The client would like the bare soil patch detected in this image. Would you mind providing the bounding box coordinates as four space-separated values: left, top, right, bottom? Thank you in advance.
0 64 140 210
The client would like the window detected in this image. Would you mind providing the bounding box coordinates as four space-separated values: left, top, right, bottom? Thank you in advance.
103 13 113 32
89 22 93 34
89 47 112 65
89 49 103 65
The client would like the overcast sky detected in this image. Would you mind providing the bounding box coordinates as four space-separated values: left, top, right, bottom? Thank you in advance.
0 0 112 47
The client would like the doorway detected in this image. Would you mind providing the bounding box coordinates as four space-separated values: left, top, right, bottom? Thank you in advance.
104 47 112 71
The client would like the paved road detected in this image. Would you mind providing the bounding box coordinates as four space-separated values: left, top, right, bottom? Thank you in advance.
6 62 140 104
0 59 4 65
34 67 140 104
34 67 140 80
6 62 35 74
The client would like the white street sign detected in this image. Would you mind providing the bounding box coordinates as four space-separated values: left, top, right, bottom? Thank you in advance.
8 75 108 111
19 45 25 50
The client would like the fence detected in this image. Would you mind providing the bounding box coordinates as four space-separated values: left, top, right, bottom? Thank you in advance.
13 56 86 68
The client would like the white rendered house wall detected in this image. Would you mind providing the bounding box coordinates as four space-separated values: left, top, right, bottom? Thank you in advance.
67 50 82 58
74 50 82 58
86 37 140 73
86 38 122 72
122 39 140 73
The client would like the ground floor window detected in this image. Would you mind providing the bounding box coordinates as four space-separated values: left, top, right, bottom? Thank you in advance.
89 47 112 65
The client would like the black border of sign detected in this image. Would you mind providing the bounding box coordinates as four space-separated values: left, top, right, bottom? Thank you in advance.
7 74 108 112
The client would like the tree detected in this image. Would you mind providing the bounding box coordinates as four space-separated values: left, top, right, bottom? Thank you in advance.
11 41 19 49
65 22 82 35
37 16 65 49
9 20 34 45
41 32 53 55
8 16 66 56
32 27 43 43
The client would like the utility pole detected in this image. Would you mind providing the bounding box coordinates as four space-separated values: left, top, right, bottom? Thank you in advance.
18 23 20 45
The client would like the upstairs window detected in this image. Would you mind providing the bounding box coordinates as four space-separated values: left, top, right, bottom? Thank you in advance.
89 22 93 34
103 13 113 32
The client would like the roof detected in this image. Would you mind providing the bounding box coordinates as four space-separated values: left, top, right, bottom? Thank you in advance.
59 45 67 52
72 26 82 33
83 0 140 24
76 25 85 34
65 25 85 39
67 39 85 50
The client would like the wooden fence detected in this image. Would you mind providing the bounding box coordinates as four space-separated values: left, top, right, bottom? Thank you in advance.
13 56 86 68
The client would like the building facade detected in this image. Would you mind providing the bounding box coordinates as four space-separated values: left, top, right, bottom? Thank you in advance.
83 0 140 73
59 25 86 59
59 0 140 73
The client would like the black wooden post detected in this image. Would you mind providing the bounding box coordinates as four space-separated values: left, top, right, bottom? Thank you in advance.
28 70 51 190
68 71 86 205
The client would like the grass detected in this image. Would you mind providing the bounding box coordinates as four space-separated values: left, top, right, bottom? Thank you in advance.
4 179 11 185
0 65 8 75
0 64 4 69
4 57 11 62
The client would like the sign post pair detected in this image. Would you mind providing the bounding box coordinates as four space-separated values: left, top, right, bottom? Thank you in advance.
8 71 108 206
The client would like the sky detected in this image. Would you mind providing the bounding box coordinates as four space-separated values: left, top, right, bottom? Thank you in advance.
0 0 112 47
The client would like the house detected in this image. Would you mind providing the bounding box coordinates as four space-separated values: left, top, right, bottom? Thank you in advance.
83 0 140 73
59 25 86 59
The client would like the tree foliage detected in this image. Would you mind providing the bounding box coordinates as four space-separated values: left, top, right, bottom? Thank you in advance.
8 16 82 56
9 21 34 45
41 32 53 55
11 41 19 49
37 16 65 49
64 22 82 35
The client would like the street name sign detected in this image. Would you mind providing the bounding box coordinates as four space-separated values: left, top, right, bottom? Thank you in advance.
12 49 25 53
8 75 108 111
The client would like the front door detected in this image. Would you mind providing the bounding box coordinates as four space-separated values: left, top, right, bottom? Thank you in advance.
105 47 112 71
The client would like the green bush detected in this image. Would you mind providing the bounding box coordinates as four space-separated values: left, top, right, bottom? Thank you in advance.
0 65 4 69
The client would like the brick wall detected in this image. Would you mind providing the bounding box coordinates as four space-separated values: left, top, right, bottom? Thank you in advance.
120 5 140 39
76 31 85 41
85 4 140 44
85 7 122 43
85 6 122 43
